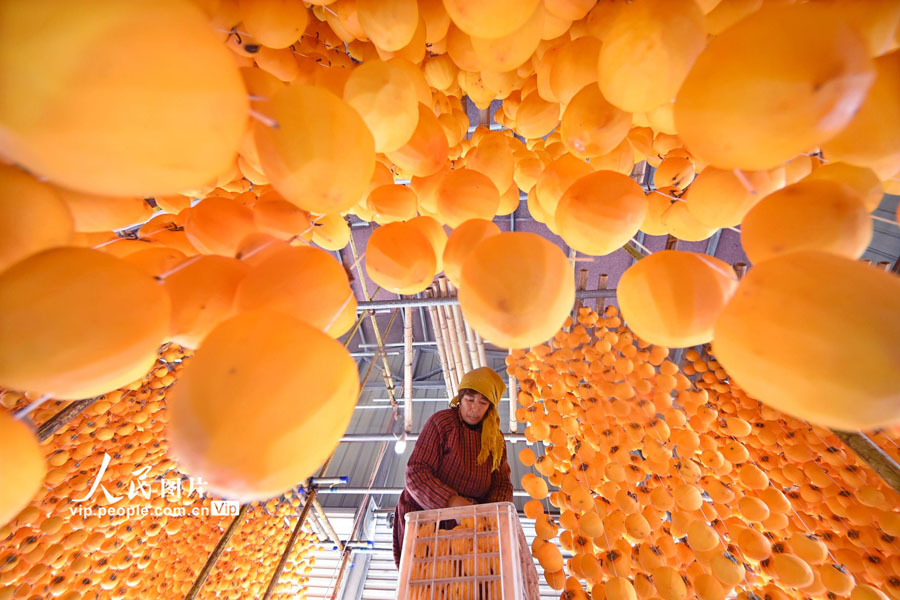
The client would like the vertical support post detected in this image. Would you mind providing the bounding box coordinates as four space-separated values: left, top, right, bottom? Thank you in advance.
596 274 609 313
508 350 518 434
438 277 466 385
463 319 481 368
449 280 480 368
574 268 588 315
475 331 488 369
444 280 472 374
478 106 490 129
261 489 318 600
425 289 455 399
665 234 679 251
185 503 251 600
404 306 414 434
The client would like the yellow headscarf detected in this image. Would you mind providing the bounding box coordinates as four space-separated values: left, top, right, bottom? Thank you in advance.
450 367 507 472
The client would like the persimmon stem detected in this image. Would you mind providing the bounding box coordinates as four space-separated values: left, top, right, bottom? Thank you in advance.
733 169 757 195
249 109 279 129
156 255 203 280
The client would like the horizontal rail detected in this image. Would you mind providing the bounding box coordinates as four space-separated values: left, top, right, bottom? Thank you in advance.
356 288 616 311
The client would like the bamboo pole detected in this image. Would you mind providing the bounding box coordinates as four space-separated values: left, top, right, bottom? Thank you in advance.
622 243 645 262
574 268 589 314
438 278 466 387
475 330 488 369
432 284 459 391
665 234 679 250
462 318 481 368
425 289 455 399
450 280 480 369
443 279 472 375
261 489 317 600
831 430 900 495
403 305 414 434
446 281 477 369
733 262 748 279
185 503 250 600
311 495 343 552
37 397 100 442
508 350 518 434
876 260 891 271
347 231 400 411
596 274 609 314
317 309 400 478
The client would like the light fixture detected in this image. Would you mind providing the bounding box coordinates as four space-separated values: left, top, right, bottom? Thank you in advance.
394 431 408 454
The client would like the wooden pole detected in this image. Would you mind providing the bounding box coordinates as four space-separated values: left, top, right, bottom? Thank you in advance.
508 350 518 434
447 281 478 368
665 234 679 251
444 279 472 375
342 308 371 349
831 430 900 495
37 396 100 442
432 284 459 391
311 494 343 552
438 278 466 386
425 289 455 399
622 243 645 262
475 330 488 369
449 280 480 369
462 319 481 368
261 489 317 600
318 309 400 478
185 503 250 600
596 274 609 313
403 306 414 434
574 268 588 314
347 232 400 410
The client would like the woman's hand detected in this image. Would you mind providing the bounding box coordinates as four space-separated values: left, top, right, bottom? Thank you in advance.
447 495 474 508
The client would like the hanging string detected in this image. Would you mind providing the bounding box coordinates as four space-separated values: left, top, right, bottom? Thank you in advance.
630 237 652 255
872 214 898 226
321 290 355 335
12 394 53 422
732 169 758 195
249 109 279 129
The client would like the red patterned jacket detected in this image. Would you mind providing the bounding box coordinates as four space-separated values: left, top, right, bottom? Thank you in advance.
392 406 513 567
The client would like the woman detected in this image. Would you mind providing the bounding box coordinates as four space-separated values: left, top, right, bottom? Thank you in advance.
392 366 514 568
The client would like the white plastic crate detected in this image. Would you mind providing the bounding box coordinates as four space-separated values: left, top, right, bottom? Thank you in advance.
397 502 540 600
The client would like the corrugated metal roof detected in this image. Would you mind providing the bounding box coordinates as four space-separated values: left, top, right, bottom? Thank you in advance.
864 193 900 264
